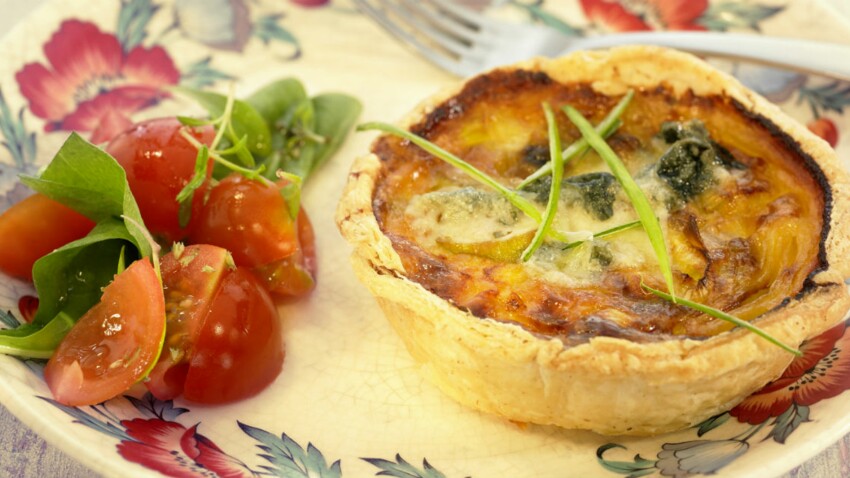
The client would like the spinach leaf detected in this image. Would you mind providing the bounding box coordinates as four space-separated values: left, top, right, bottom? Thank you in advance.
272 92 362 180
30 221 138 327
0 312 74 359
244 78 362 181
20 133 152 259
0 134 153 358
245 77 308 127
276 96 319 180
172 85 272 160
301 93 362 178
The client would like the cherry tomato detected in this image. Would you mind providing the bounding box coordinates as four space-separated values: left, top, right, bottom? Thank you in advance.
44 259 166 406
106 117 215 243
145 244 230 400
807 117 839 148
190 174 317 298
254 208 317 297
183 267 284 404
189 174 298 266
0 193 95 280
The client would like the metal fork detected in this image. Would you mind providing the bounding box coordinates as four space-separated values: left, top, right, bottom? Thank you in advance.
353 0 850 82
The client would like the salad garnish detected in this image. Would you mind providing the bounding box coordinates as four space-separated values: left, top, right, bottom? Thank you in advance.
0 77 361 405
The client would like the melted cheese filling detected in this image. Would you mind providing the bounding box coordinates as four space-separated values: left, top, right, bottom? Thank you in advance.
371 74 826 344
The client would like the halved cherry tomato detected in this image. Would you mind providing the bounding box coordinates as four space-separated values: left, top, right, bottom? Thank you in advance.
44 259 166 406
106 117 215 243
0 193 95 280
145 244 230 400
190 174 317 298
183 267 284 404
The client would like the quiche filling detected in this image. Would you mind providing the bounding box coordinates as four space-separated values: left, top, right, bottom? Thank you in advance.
371 70 827 346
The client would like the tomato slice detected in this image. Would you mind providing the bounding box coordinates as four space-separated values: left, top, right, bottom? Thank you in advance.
145 244 230 400
0 193 95 280
106 117 215 243
44 259 165 406
183 267 284 404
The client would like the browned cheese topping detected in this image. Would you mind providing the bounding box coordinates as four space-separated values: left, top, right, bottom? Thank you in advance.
370 69 828 346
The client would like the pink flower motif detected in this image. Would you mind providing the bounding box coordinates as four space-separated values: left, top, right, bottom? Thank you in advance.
290 0 330 7
731 321 850 424
117 418 257 478
15 20 180 144
580 0 708 32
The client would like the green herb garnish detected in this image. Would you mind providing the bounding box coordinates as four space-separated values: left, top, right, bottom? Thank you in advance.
641 283 802 356
176 79 362 224
518 91 634 190
563 104 677 301
562 220 641 250
521 102 563 261
359 121 543 222
358 122 580 244
172 84 272 159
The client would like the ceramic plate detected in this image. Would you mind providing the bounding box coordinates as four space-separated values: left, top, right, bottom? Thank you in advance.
1 1 850 477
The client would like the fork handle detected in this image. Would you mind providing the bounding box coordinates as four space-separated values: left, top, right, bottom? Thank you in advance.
571 32 850 82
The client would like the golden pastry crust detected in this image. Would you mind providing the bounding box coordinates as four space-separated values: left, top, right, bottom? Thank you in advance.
336 46 850 435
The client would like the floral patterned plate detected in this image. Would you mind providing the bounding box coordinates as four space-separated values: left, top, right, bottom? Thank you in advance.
1 1 849 477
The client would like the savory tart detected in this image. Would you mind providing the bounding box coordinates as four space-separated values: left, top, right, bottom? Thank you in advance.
336 46 850 435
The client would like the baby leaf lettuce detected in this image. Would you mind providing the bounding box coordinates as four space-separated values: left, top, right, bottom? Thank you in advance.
20 133 152 258
307 93 363 177
247 81 363 180
172 85 272 161
0 133 152 357
179 78 362 182
0 312 74 359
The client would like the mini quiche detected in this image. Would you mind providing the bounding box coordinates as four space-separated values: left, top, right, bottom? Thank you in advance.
336 46 850 435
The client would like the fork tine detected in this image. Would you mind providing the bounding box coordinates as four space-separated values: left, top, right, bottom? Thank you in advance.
377 0 470 57
398 0 478 43
351 0 468 76
425 0 487 29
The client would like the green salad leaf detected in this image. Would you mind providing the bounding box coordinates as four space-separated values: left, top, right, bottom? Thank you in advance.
0 134 152 358
245 77 309 127
299 93 363 178
247 80 363 181
172 85 272 160
0 312 74 359
31 231 136 327
20 133 152 259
